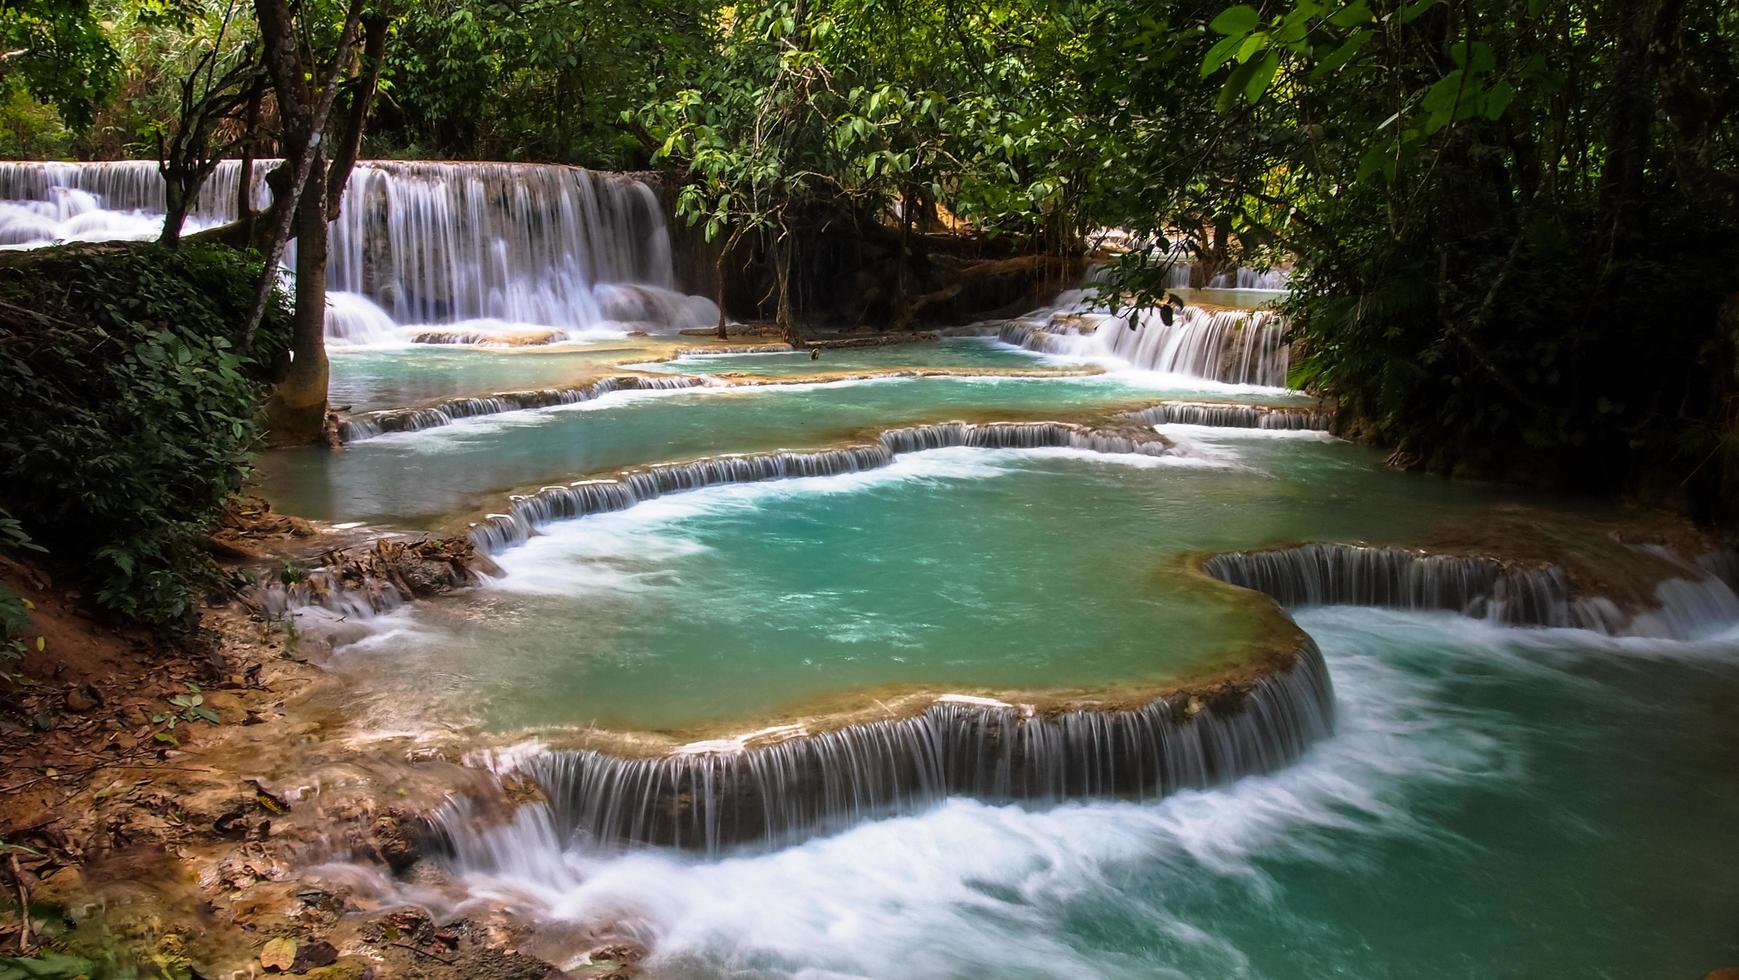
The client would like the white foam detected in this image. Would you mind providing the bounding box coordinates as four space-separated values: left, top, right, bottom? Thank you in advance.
415 609 1514 977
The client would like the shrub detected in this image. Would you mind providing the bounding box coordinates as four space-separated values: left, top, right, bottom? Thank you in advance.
0 243 292 629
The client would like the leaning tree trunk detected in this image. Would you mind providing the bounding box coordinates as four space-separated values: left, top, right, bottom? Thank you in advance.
714 247 729 339
773 231 798 346
263 159 332 443
160 179 193 247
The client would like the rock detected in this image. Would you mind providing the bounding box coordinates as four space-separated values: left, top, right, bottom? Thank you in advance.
396 557 457 597
293 940 340 972
201 691 247 724
574 943 646 979
64 687 98 712
120 705 150 728
368 809 422 873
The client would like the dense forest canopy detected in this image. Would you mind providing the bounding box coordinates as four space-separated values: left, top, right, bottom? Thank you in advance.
1 0 1736 515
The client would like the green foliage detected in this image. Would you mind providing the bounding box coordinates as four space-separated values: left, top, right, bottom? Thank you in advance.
0 81 74 158
371 0 718 166
0 951 98 980
0 244 292 629
0 509 47 671
1142 0 1739 509
0 0 121 129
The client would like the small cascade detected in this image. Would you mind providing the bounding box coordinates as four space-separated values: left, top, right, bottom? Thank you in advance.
469 421 1178 553
674 343 796 356
324 291 399 344
429 642 1333 851
1207 267 1292 290
961 301 1291 387
1125 401 1333 431
0 159 718 338
337 374 710 441
1095 306 1290 386
1203 543 1739 639
255 569 409 622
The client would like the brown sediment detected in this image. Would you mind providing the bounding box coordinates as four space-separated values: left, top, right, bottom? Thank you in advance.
0 551 550 976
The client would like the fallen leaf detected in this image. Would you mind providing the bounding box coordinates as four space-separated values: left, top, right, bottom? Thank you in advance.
261 936 297 971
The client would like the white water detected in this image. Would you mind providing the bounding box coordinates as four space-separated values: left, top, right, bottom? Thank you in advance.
974 292 1293 389
348 610 1508 977
0 159 719 343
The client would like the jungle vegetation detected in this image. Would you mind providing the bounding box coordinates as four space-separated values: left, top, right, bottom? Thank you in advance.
0 0 1736 517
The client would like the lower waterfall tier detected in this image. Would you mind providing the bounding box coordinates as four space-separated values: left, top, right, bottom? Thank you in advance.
431 641 1334 851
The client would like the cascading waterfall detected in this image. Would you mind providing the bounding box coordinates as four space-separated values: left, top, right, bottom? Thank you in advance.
338 374 711 441
324 161 715 335
0 159 717 340
1207 267 1292 290
469 420 1178 553
1203 543 1739 640
1126 401 1333 431
1094 305 1290 386
428 641 1334 852
965 300 1292 387
0 160 264 247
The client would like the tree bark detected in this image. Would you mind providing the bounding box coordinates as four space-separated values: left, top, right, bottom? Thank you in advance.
773 227 796 345
263 159 333 443
714 246 729 339
325 12 388 222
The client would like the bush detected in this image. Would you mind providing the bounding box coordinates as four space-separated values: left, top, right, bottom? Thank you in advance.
0 81 72 159
0 243 292 629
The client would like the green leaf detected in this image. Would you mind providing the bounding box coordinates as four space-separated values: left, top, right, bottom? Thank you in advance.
1245 51 1281 103
1209 5 1260 36
1327 1 1372 28
1218 58 1260 112
1449 41 1495 74
1421 71 1467 114
1482 81 1517 119
1397 0 1441 23
1202 33 1244 76
1310 30 1370 78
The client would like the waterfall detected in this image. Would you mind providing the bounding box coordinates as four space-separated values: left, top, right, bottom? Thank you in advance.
428 641 1334 852
0 159 718 339
1206 267 1291 290
1093 306 1290 386
468 421 1179 554
338 374 711 441
1202 543 1739 640
1125 401 1333 431
963 302 1292 387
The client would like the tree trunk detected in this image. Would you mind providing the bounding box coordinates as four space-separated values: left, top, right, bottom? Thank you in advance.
160 179 191 247
714 246 728 340
236 79 264 242
774 231 797 345
325 12 388 222
894 189 912 330
263 159 332 444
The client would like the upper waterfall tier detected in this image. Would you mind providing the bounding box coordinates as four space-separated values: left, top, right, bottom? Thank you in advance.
0 159 719 341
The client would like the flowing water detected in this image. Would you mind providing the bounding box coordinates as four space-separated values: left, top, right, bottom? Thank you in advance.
0 159 717 340
9 160 1735 975
257 372 1276 524
429 609 1739 978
